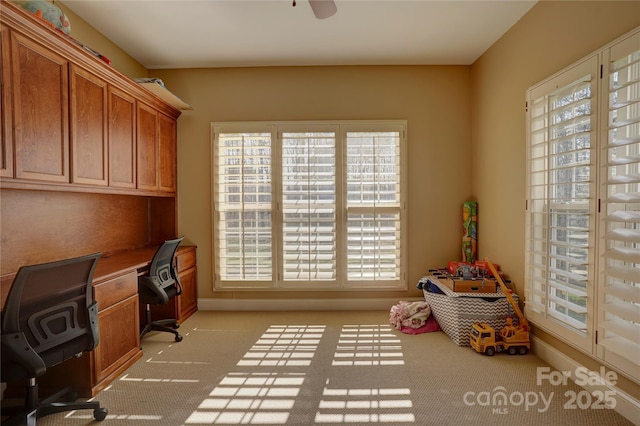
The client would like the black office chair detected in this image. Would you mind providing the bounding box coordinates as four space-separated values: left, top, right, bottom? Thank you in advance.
0 253 108 425
138 237 184 342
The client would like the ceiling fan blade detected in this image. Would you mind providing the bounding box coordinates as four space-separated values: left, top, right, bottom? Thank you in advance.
309 0 337 19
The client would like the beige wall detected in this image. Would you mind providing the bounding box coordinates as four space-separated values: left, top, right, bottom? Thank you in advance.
50 0 148 78
151 65 472 301
470 1 640 397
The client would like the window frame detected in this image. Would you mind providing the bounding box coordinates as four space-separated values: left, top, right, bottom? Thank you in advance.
211 120 407 292
526 26 640 383
525 55 599 353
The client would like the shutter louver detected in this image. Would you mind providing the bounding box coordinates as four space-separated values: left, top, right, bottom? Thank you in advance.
598 35 640 380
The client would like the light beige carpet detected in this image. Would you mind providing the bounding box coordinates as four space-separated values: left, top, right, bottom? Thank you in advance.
34 310 634 425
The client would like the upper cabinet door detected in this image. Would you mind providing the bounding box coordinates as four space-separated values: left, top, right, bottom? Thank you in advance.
70 64 108 186
11 31 69 183
158 112 176 193
0 23 13 178
136 102 158 191
108 86 136 189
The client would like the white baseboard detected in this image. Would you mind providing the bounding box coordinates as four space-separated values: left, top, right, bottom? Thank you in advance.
532 335 640 425
198 297 422 312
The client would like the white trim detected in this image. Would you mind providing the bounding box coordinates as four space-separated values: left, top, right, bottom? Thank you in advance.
198 297 422 312
532 335 640 425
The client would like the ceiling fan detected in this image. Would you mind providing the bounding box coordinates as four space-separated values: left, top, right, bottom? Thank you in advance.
293 0 338 19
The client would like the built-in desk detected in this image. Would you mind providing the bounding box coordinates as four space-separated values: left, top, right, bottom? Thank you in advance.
0 245 197 398
0 0 191 398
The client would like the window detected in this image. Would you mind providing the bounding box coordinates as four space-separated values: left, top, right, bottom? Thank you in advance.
212 121 407 291
525 56 599 352
526 28 640 382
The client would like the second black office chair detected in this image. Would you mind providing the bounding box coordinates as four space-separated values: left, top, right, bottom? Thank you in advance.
138 237 184 342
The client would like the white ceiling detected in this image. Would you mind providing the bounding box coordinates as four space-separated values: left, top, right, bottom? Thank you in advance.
61 0 537 69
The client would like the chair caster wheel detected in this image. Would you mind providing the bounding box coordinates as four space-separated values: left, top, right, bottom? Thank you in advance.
94 407 108 421
173 321 180 329
175 334 183 342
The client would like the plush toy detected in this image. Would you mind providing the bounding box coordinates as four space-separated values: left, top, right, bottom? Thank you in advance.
22 1 71 35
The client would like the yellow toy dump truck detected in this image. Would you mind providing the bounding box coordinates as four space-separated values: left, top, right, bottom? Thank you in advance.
469 260 530 356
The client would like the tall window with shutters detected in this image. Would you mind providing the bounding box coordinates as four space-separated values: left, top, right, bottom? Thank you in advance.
526 56 599 353
212 121 407 291
526 28 639 382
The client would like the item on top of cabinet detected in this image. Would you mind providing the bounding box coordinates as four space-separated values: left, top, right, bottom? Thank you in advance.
22 1 71 34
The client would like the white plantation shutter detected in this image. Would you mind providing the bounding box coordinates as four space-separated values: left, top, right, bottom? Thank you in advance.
525 56 599 351
281 130 337 283
212 121 406 290
527 28 640 382
213 129 274 283
598 31 640 381
345 127 403 284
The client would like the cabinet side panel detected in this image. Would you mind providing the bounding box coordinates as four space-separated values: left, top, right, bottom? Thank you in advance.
178 266 198 320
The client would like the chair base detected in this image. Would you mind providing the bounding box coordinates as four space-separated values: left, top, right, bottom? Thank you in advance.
140 318 183 342
140 302 184 343
1 380 107 425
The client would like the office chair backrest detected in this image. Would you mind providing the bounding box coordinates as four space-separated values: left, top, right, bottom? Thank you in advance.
1 253 101 381
148 237 184 291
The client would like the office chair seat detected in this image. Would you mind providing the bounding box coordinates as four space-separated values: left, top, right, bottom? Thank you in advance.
1 253 108 425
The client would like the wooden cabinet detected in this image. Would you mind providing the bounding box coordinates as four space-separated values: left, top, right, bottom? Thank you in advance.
1 0 181 195
137 102 177 193
70 64 108 186
0 23 13 178
108 86 136 188
92 271 142 391
11 31 69 183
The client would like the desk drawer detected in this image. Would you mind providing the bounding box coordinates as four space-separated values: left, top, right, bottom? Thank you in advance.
176 247 196 272
94 271 137 310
